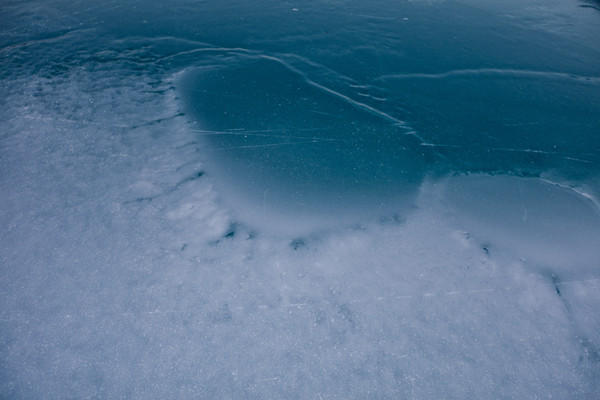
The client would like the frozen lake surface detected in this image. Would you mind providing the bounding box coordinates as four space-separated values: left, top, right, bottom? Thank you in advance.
1 0 600 398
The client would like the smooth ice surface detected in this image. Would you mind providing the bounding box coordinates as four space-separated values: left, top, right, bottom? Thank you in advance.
1 0 600 398
177 0 600 230
178 58 429 231
439 175 600 279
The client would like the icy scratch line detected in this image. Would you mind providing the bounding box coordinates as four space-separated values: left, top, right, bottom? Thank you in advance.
539 178 600 212
258 55 423 136
376 69 600 84
205 140 333 150
420 143 594 163
190 130 324 141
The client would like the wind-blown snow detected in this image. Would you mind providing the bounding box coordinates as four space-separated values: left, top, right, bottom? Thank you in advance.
1 0 599 398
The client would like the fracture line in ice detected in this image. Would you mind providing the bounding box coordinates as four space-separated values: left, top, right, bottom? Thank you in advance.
253 53 448 159
176 47 419 134
420 143 595 163
161 46 259 63
539 178 600 212
347 13 398 21
202 140 337 151
375 68 600 84
172 46 436 149
178 47 562 159
189 128 324 140
259 55 410 128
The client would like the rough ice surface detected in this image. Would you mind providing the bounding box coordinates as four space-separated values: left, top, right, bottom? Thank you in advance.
1 0 599 398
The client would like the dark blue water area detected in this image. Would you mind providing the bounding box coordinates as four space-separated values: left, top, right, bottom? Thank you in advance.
168 0 600 225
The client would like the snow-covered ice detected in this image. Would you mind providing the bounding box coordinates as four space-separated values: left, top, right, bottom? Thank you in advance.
1 0 599 398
